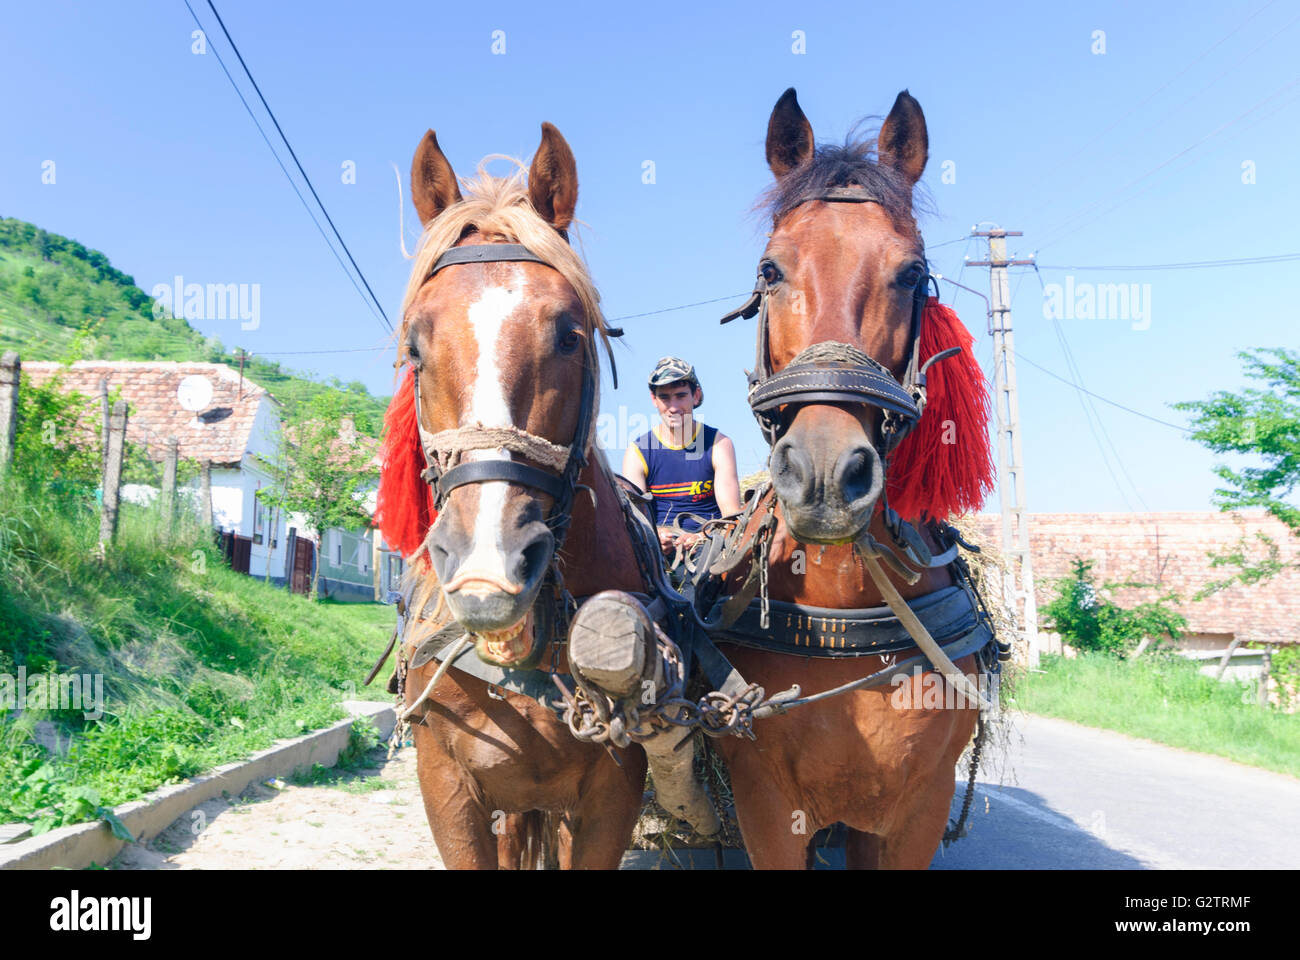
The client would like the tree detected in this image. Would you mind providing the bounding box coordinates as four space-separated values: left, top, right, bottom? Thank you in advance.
1174 347 1300 593
1041 559 1187 658
257 392 377 599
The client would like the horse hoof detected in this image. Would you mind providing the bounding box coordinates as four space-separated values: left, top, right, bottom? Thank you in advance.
568 590 656 698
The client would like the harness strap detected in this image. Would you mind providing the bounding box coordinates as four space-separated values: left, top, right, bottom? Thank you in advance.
860 555 995 711
428 243 548 275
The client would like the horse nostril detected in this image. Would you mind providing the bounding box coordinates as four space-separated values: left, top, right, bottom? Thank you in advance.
771 438 813 499
834 445 883 509
513 529 555 589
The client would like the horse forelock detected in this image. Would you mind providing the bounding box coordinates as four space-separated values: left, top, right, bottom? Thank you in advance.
396 158 609 382
758 127 932 236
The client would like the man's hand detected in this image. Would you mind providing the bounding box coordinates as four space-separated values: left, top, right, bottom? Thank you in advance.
657 526 676 554
658 526 704 557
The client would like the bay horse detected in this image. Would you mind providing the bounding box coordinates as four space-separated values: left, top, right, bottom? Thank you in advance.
710 89 998 869
372 124 649 868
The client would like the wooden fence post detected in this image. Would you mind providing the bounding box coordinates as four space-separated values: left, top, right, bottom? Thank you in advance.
199 459 213 531
1259 645 1274 708
161 436 178 543
99 399 128 547
0 351 19 475
1214 636 1243 681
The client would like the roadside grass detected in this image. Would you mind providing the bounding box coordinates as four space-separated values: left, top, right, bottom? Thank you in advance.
1014 652 1300 778
0 471 397 833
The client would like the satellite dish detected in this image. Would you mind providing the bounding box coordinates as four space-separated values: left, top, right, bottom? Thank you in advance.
177 375 214 412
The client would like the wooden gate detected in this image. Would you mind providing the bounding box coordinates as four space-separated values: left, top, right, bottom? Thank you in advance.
291 538 314 595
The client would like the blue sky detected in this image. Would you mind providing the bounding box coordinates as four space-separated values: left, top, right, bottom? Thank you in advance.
3 0 1297 514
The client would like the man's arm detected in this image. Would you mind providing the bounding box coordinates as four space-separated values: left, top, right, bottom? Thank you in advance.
712 434 743 516
621 442 648 492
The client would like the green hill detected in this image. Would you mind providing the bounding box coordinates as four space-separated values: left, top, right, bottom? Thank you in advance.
0 217 389 432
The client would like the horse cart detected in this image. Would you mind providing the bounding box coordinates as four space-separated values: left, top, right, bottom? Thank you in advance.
368 88 1010 869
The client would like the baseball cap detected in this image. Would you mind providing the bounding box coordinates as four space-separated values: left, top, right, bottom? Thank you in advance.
648 356 700 389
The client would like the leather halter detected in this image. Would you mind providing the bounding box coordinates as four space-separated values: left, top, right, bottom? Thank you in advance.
410 241 597 561
720 187 958 451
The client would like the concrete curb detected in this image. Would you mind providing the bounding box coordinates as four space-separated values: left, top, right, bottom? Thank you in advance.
0 700 396 871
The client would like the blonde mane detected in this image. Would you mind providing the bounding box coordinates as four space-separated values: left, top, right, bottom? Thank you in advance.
397 157 612 382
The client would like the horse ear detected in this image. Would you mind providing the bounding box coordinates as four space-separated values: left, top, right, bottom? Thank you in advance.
766 88 814 179
877 90 928 187
528 122 578 233
411 129 463 226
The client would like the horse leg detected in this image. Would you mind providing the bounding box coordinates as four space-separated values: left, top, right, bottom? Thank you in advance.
876 771 957 869
560 751 647 870
411 722 497 869
844 828 884 869
728 777 819 869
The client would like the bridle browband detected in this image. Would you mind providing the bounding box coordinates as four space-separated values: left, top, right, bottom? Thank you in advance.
410 242 597 557
720 186 959 452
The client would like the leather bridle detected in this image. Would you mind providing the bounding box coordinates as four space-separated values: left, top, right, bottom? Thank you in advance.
409 242 597 554
720 186 959 453
406 242 601 665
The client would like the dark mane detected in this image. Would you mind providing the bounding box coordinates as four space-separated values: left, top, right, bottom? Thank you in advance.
758 125 932 238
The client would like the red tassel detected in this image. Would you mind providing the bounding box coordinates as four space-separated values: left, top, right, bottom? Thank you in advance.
885 299 995 523
374 367 435 568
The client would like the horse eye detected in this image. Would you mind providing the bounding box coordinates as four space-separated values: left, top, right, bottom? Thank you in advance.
559 328 582 353
900 263 926 287
406 341 421 365
760 260 782 285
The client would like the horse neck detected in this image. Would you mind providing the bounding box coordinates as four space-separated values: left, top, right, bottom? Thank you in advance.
764 498 953 608
554 455 645 599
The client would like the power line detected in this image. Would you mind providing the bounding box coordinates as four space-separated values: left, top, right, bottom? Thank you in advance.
1034 252 1300 271
181 0 387 333
1037 72 1300 251
607 292 751 322
253 346 390 357
1027 0 1287 220
1016 351 1190 433
202 0 392 332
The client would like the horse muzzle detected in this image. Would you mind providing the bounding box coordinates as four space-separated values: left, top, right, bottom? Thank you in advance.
770 427 884 544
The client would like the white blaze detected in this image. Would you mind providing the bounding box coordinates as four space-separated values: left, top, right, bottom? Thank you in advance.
458 278 526 585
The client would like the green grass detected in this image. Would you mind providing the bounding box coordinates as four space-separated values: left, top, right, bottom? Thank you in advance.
1015 652 1300 778
0 469 398 833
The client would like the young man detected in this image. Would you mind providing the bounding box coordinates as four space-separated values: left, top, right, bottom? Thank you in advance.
622 356 742 556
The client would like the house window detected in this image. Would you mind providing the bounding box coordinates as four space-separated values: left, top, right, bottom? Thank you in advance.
334 532 342 566
252 494 264 545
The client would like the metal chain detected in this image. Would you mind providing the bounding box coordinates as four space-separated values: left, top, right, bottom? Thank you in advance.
555 627 769 747
943 711 986 846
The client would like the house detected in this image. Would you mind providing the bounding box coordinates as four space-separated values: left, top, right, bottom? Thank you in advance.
21 360 401 600
972 510 1300 678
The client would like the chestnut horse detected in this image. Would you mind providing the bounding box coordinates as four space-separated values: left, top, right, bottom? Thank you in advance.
711 89 997 869
373 124 647 868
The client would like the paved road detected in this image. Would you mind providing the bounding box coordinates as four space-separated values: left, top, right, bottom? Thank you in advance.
625 712 1300 869
112 712 1300 870
928 712 1300 870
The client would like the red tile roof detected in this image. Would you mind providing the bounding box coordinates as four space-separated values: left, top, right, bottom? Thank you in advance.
20 361 275 466
971 511 1300 646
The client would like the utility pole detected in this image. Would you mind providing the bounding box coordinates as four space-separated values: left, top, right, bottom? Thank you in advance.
968 228 1041 665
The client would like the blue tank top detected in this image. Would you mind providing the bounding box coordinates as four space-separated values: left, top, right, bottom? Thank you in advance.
633 424 720 532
